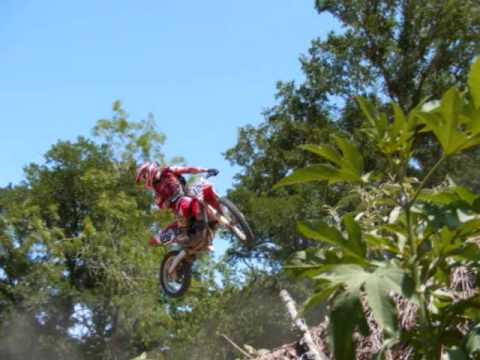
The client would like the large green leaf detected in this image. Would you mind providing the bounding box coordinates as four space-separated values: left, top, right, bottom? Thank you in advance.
343 213 366 257
391 103 406 134
333 135 364 176
458 219 480 238
297 222 367 262
298 221 345 247
273 164 338 187
454 242 480 262
446 347 468 360
319 264 412 338
418 86 480 155
454 186 479 206
364 275 398 337
465 323 480 354
356 96 379 129
320 264 412 296
317 264 370 292
418 189 460 205
358 96 418 156
284 263 335 279
374 265 415 299
363 265 414 338
469 57 480 109
300 144 342 165
431 226 457 256
303 284 340 311
275 136 363 187
330 292 367 360
441 87 462 124
364 234 398 253
418 89 462 155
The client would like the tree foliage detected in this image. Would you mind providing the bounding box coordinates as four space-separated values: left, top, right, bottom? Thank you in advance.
0 102 176 359
225 0 480 264
283 58 480 358
1 1 480 359
0 103 311 360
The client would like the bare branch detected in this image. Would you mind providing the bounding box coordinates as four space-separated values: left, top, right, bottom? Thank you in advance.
220 333 254 359
279 289 329 360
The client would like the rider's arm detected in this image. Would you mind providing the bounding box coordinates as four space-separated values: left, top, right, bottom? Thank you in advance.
169 166 209 176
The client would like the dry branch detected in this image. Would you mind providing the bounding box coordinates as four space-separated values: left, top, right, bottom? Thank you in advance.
279 289 329 360
221 333 254 359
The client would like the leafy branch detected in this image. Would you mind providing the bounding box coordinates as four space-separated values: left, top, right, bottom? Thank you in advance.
277 58 480 359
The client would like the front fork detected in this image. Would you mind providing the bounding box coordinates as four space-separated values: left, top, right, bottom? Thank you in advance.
206 204 247 242
168 250 187 275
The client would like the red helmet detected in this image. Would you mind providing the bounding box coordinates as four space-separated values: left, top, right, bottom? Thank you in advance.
135 162 160 189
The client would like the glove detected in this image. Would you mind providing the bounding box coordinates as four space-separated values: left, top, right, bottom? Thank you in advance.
207 168 219 177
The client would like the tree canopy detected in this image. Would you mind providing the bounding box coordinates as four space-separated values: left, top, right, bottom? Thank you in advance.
0 103 176 359
225 0 480 264
2 0 480 359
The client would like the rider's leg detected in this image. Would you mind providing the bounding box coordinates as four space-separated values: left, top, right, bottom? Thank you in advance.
149 196 193 246
173 197 213 250
175 196 193 244
190 198 214 251
190 198 206 231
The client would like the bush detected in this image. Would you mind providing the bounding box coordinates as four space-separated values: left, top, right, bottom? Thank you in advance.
278 58 480 359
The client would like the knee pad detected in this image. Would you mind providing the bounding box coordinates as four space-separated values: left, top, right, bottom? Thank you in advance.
176 197 192 218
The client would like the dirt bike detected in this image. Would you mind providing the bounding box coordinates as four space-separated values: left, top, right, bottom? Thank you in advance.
156 172 254 297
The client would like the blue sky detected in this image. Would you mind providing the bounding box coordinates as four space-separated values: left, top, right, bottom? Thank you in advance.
0 0 339 195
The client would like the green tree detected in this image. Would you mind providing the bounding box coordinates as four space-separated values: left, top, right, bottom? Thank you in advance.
282 59 480 358
0 102 176 360
225 0 480 263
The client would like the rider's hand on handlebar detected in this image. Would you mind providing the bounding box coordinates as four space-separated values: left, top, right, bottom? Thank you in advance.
207 168 219 177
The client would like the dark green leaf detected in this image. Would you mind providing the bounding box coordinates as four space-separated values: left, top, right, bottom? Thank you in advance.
391 103 406 134
418 189 459 205
365 276 398 337
454 186 478 205
330 292 366 360
333 135 364 176
465 323 480 354
441 87 461 124
446 347 468 360
343 214 366 257
356 97 377 127
316 264 369 292
299 144 342 165
303 285 340 311
298 222 367 261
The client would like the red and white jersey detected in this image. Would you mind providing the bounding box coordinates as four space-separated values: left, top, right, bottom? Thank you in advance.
153 166 207 209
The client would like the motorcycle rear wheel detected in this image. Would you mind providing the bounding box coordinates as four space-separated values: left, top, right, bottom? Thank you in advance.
159 250 192 298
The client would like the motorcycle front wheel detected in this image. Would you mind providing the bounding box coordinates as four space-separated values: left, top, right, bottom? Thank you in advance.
159 250 192 298
218 197 255 247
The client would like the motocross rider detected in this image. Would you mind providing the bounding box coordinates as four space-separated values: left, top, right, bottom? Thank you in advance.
135 161 219 247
